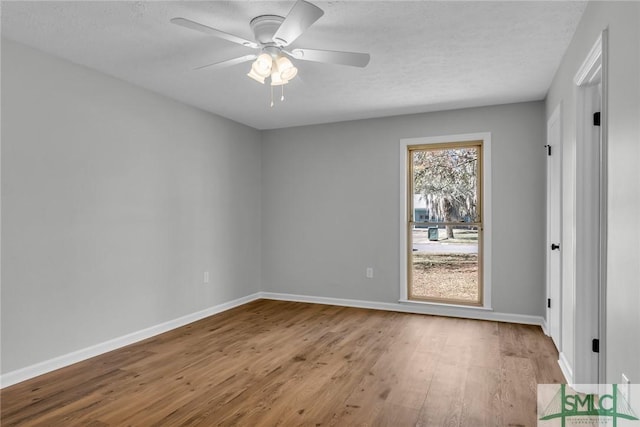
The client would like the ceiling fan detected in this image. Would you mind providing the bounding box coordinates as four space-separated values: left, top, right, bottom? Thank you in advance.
171 0 370 102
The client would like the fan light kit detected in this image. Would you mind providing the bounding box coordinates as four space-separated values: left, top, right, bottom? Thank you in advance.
171 0 370 107
247 52 298 85
246 49 299 106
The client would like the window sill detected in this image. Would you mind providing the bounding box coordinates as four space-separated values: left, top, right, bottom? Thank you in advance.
398 299 493 311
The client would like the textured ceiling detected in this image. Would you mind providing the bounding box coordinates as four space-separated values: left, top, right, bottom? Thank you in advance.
1 1 586 130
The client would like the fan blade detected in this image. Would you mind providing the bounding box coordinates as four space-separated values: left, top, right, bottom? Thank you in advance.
290 48 370 68
194 54 257 71
272 0 324 47
171 17 259 49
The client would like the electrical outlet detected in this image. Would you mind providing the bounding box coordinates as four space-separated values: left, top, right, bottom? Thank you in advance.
366 267 373 279
621 373 631 401
203 271 210 284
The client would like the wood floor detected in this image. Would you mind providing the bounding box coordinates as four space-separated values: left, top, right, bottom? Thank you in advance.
1 299 564 426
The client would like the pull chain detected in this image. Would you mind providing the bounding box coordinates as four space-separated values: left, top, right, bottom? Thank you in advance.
281 85 285 102
270 85 274 107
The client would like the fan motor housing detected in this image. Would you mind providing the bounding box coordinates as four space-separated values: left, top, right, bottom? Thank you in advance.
250 15 285 45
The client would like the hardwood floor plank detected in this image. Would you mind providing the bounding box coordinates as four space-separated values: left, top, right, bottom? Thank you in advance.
332 315 437 426
458 366 503 427
219 310 396 426
1 300 564 426
416 358 468 426
499 355 539 427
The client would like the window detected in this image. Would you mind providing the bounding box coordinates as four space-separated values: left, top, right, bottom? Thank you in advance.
400 133 491 308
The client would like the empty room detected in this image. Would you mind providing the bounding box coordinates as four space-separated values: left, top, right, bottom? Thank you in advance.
1 1 639 426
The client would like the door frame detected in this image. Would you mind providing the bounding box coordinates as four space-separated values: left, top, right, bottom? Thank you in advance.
399 132 492 309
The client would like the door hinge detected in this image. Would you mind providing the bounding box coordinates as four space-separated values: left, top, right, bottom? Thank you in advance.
592 338 600 353
544 145 552 156
547 298 551 309
593 112 601 126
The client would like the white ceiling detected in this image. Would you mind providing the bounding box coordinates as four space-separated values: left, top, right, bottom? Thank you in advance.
1 1 586 130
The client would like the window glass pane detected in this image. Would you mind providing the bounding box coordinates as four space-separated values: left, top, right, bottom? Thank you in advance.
410 225 479 303
412 147 479 224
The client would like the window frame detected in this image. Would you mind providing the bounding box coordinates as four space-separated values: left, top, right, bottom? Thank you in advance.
399 132 492 310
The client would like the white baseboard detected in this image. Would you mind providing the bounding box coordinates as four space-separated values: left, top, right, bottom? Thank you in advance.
259 292 546 327
558 351 573 384
540 318 550 336
1 291 547 389
0 293 262 389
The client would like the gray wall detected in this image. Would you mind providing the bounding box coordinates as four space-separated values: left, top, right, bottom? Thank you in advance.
1 36 556 378
261 101 546 316
546 1 640 390
1 39 262 373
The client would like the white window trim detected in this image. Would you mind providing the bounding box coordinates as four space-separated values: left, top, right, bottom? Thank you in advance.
399 132 492 310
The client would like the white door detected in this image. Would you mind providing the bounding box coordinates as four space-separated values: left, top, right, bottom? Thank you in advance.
574 82 602 384
546 105 562 350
